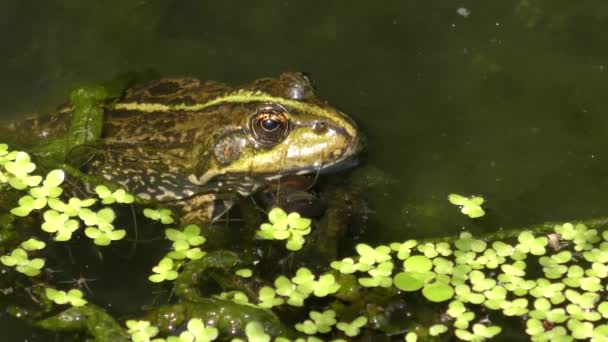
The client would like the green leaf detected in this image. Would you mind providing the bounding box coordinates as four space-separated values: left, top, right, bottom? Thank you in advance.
268 207 287 224
403 255 433 272
236 268 253 278
21 238 46 251
393 271 426 291
44 170 65 187
422 281 454 302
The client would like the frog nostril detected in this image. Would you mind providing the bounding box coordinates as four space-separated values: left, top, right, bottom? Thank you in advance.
312 120 327 133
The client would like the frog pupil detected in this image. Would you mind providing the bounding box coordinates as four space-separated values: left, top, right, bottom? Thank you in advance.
261 118 280 131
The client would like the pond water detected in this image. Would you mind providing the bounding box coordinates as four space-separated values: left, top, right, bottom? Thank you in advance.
1 0 608 340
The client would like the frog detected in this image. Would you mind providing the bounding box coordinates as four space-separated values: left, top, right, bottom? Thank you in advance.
6 72 361 223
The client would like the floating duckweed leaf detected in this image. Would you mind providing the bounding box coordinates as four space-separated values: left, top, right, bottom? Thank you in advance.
593 325 608 341
405 332 417 342
11 195 47 217
126 320 160 342
580 276 602 292
433 257 454 275
330 257 359 274
534 298 551 311
309 310 336 333
143 208 174 224
84 227 126 246
451 264 472 285
552 250 572 263
447 300 466 317
268 207 287 223
112 189 134 204
484 285 507 300
393 271 431 292
525 318 544 336
245 321 271 342
285 236 305 251
492 241 514 257
257 209 312 251
165 225 206 255
546 308 568 323
0 248 28 267
448 194 486 218
390 240 418 260
21 238 46 251
258 286 284 308
95 185 134 204
472 324 502 339
235 268 252 278
312 274 340 297
287 212 311 229
599 302 608 318
357 243 391 265
149 257 179 283
554 222 575 240
97 207 116 223
274 276 296 297
517 231 548 255
422 281 454 302
429 324 448 336
435 242 452 256
295 319 317 335
178 318 218 342
336 316 367 337
568 319 593 340
403 255 433 272
587 261 608 278
454 329 473 341
4 151 36 178
502 298 529 316
45 288 87 307
454 232 487 253
417 243 439 258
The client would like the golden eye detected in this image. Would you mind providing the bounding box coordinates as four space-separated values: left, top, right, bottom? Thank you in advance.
250 106 290 147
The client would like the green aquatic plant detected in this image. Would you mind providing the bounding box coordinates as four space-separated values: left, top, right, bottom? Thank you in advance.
0 247 45 276
83 207 126 246
165 224 207 260
177 318 219 342
244 321 271 342
95 185 135 204
448 193 486 218
143 208 175 224
126 320 160 342
336 316 368 337
257 207 312 251
235 268 252 278
45 288 88 307
148 257 179 283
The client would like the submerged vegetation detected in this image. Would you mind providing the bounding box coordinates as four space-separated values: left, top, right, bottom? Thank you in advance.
2 86 608 341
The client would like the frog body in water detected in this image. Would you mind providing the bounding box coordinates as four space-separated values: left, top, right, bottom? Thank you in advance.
10 73 361 222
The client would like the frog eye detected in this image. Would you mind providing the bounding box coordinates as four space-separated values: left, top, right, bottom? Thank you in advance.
250 106 290 147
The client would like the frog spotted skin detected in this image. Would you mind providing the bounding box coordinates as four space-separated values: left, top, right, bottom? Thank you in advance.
13 73 361 222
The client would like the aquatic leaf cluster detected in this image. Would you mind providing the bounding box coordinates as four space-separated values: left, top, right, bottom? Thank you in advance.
45 288 87 307
0 238 46 276
257 207 312 251
149 224 208 283
448 193 486 218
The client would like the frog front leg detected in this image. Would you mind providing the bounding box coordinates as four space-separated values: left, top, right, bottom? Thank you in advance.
172 193 235 225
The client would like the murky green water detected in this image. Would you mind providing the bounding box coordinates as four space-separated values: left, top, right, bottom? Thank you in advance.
2 0 608 339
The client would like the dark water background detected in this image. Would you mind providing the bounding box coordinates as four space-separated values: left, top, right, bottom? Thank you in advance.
2 0 608 339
